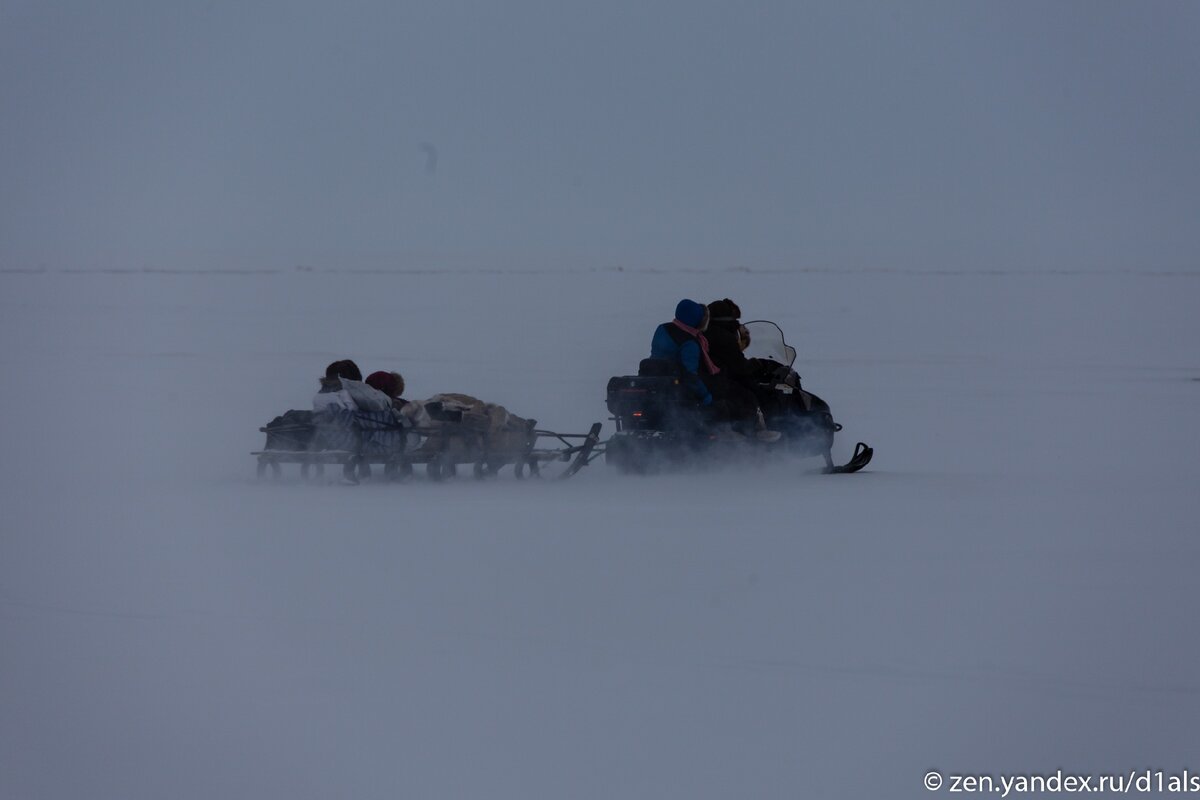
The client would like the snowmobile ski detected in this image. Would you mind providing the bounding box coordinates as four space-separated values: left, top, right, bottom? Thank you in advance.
821 441 873 474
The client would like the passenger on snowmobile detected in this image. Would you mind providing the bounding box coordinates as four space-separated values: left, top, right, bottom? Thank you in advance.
649 299 718 407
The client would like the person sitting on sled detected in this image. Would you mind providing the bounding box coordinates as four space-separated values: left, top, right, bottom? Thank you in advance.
313 359 361 412
313 359 393 413
651 299 779 442
365 370 432 428
309 360 394 452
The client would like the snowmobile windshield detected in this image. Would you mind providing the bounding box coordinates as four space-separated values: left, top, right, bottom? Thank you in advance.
742 320 796 367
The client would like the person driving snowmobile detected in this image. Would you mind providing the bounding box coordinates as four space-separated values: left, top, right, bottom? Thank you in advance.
705 298 755 389
705 298 782 441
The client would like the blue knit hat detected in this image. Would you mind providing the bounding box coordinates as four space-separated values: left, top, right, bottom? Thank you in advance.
674 299 706 328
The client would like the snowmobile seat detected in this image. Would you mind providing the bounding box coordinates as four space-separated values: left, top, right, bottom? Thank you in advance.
637 357 681 378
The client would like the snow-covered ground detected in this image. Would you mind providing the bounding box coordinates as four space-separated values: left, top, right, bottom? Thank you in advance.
2 264 1198 798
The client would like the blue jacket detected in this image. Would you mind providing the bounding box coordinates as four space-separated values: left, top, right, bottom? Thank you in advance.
651 323 713 406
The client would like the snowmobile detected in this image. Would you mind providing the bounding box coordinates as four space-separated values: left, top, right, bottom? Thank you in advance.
604 320 873 474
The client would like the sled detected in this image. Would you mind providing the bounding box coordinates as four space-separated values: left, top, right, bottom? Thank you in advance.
252 408 602 484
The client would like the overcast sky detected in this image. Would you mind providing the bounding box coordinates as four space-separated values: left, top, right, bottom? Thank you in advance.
2 1 1197 272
